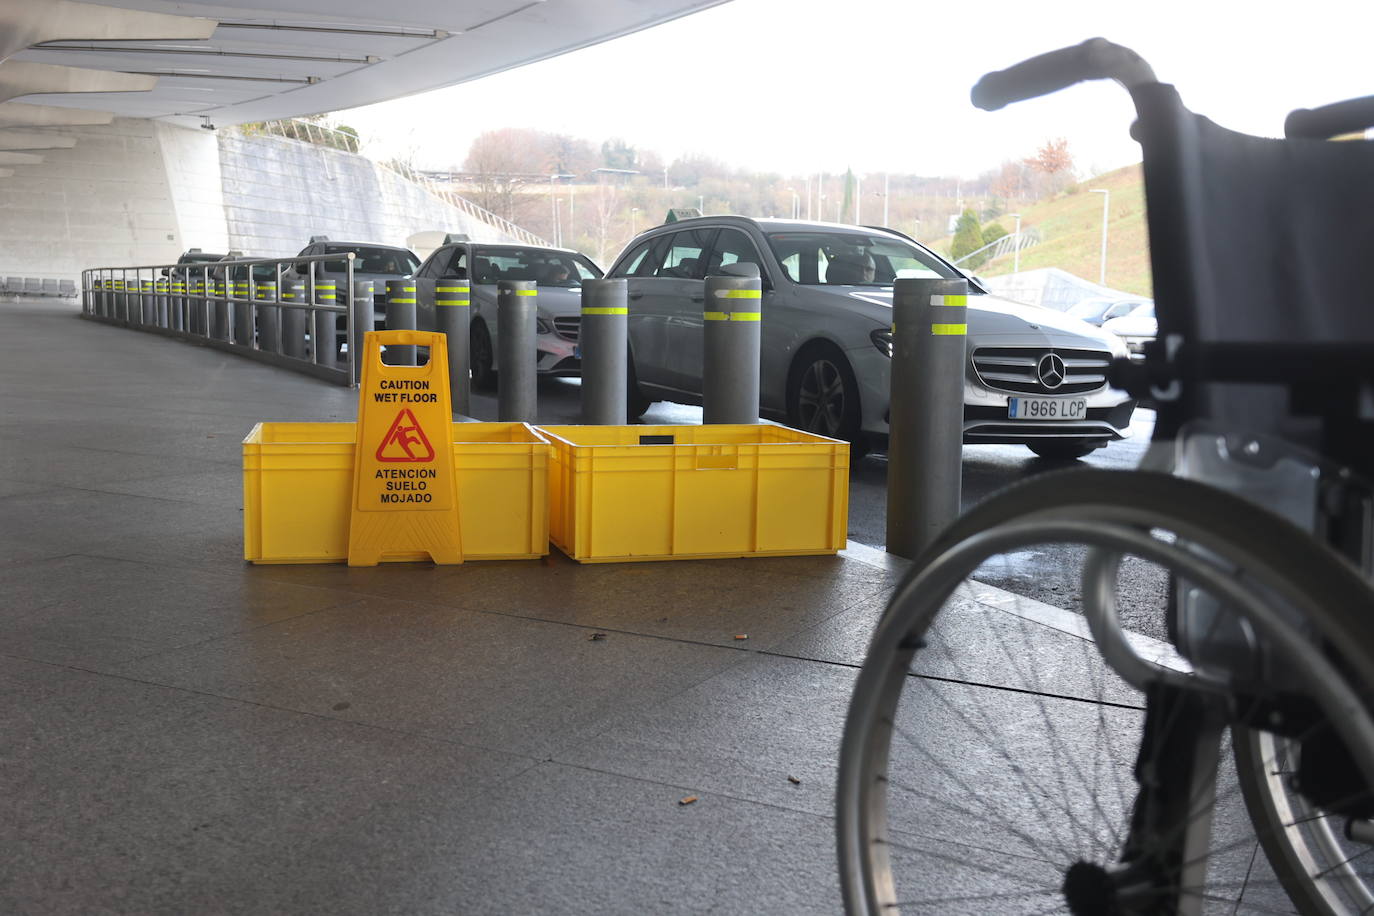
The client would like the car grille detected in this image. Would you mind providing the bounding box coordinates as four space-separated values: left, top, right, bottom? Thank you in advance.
971 346 1111 395
553 316 580 342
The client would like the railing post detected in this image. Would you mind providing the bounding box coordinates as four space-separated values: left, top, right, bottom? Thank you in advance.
579 278 627 425
435 278 471 416
497 279 538 422
384 278 417 365
885 277 969 559
702 264 762 424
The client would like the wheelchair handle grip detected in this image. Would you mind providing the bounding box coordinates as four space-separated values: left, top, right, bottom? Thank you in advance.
1285 95 1374 139
971 37 1156 111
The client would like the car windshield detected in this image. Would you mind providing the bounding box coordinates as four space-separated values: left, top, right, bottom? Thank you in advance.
325 246 419 275
1068 298 1114 320
471 248 602 287
765 231 958 286
1129 303 1156 319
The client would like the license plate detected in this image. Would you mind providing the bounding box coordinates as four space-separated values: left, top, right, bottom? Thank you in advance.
1008 397 1086 420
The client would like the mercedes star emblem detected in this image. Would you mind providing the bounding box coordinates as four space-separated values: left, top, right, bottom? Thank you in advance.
1037 352 1067 389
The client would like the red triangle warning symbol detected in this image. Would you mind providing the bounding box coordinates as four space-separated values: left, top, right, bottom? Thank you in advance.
375 408 436 463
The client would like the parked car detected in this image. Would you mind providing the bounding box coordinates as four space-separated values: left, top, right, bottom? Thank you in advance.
282 236 421 353
1101 302 1157 357
1066 295 1153 327
162 247 224 282
410 240 603 388
605 216 1137 460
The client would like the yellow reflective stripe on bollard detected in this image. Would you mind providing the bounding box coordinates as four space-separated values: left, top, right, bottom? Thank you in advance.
930 294 968 307
436 286 469 293
514 289 537 296
389 298 417 304
582 307 628 315
712 288 762 299
436 300 470 306
704 311 762 321
931 323 967 335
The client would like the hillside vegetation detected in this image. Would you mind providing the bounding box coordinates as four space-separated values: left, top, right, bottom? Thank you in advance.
946 163 1153 296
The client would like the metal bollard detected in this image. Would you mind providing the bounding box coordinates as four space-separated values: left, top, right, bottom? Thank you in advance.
154 277 167 328
885 277 969 559
212 278 230 340
280 279 307 358
232 274 253 345
435 279 471 416
384 279 418 365
187 277 202 334
312 280 337 366
702 264 763 424
171 276 185 331
139 278 153 326
255 279 279 353
579 278 628 424
350 279 375 385
497 279 538 422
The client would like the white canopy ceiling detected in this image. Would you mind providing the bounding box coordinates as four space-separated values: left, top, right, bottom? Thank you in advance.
1 0 728 130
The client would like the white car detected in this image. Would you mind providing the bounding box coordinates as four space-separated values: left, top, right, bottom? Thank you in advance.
1102 302 1157 356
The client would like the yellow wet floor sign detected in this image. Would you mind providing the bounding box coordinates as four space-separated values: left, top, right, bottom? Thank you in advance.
348 330 463 566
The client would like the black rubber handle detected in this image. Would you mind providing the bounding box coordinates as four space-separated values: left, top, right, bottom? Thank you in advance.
1285 95 1374 139
971 37 1156 111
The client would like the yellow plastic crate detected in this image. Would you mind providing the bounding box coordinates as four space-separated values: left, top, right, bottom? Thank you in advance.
537 423 849 563
243 422 549 564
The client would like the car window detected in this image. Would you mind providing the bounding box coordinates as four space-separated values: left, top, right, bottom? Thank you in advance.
325 246 419 275
612 238 660 278
655 229 715 280
440 247 467 279
1105 302 1136 320
706 228 766 278
766 231 957 286
471 247 602 287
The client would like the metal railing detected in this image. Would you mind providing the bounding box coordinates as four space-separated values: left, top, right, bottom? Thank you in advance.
237 119 552 248
82 254 366 387
951 227 1041 267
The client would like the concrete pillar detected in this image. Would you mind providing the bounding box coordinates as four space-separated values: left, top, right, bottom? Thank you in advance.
702 264 762 424
435 279 471 416
886 277 969 559
497 279 537 422
579 279 627 425
384 279 417 365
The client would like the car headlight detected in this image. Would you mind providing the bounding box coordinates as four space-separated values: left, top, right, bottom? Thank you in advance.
870 327 893 358
536 317 554 334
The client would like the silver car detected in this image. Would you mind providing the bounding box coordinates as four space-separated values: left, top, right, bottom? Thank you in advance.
606 216 1137 459
411 242 603 388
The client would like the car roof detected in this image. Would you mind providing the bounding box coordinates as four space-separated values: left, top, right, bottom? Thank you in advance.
315 241 416 254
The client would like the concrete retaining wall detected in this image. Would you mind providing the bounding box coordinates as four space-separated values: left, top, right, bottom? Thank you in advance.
0 121 520 282
217 132 515 258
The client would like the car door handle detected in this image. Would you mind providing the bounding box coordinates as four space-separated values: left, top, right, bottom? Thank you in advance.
690 295 704 303
629 292 644 300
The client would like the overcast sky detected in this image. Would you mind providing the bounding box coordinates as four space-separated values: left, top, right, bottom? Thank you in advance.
337 0 1373 180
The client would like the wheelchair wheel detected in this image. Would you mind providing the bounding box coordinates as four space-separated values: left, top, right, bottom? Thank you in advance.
837 470 1374 915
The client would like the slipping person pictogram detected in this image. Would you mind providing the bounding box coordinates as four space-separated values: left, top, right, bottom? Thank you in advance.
375 408 435 462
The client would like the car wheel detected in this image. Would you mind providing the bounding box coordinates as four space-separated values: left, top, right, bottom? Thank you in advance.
627 349 652 419
1027 439 1103 460
470 319 496 391
787 342 867 456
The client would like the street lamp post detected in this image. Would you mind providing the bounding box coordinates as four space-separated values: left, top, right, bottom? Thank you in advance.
787 187 798 219
630 207 639 236
1009 213 1022 275
883 172 890 226
855 174 862 224
1089 188 1109 285
698 194 704 215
